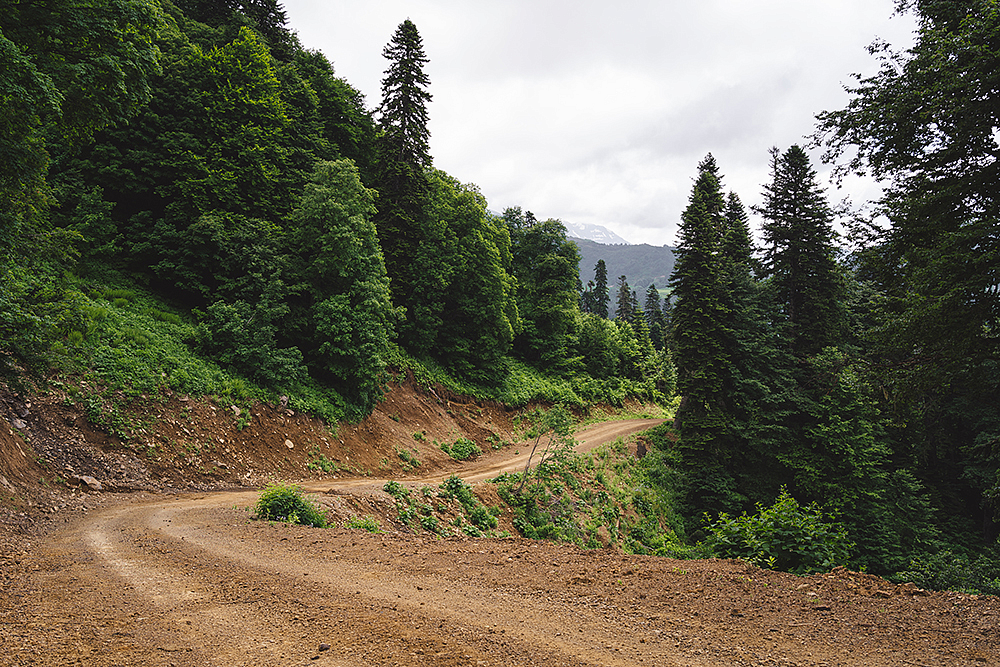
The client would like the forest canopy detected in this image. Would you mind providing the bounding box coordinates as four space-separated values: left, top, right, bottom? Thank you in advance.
2 0 999 585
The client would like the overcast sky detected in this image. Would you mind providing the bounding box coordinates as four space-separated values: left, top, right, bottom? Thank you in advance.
282 1 916 246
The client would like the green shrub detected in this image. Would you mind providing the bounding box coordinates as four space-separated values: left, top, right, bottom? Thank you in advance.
344 515 381 533
383 480 410 499
892 550 1000 596
703 488 852 574
419 514 440 532
254 483 328 527
441 437 481 461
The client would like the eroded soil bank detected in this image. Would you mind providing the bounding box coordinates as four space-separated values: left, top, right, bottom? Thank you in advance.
1 380 998 666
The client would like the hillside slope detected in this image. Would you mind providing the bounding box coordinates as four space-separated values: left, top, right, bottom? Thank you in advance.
571 237 676 307
0 379 997 666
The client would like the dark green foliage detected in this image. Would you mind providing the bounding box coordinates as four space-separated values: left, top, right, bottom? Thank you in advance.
377 19 432 169
1 0 162 373
196 298 304 387
815 1 1000 364
506 209 580 372
373 19 432 309
644 284 667 350
669 155 738 517
614 275 635 322
815 0 1000 563
754 146 845 357
892 550 1000 596
254 482 328 527
401 171 518 385
704 488 853 575
579 258 611 318
284 159 398 415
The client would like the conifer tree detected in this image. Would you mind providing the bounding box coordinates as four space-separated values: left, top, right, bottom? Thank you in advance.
644 284 666 350
594 259 610 318
374 19 432 312
669 154 739 520
754 145 844 357
615 275 634 322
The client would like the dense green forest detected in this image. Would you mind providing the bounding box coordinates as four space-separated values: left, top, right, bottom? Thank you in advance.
2 0 999 588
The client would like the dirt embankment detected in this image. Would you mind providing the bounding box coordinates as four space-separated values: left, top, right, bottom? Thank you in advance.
1 378 998 666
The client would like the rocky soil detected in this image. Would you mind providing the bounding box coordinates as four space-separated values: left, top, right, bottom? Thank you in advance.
1 377 998 666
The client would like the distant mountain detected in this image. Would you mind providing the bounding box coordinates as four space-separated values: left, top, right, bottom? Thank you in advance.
570 237 677 314
562 221 630 245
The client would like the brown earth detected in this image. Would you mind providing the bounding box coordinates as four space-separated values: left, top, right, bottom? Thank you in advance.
1 376 998 666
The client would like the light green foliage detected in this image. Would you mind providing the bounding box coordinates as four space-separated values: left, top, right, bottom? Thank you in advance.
440 437 480 461
344 515 382 533
397 448 420 470
382 477 498 536
704 488 852 575
493 424 695 556
438 476 498 531
254 483 328 527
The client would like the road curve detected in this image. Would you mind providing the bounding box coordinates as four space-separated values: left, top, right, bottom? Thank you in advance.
21 418 678 667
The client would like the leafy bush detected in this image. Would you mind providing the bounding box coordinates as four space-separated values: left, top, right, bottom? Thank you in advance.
439 475 498 530
441 437 480 461
383 480 410 499
892 550 1000 596
253 483 328 527
703 488 852 574
344 515 382 533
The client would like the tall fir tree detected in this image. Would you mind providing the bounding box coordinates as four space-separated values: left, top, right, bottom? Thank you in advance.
644 284 666 350
615 275 634 322
669 154 740 521
754 145 845 357
594 259 610 318
374 19 432 313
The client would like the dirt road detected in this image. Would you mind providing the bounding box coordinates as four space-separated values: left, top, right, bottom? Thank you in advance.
2 419 998 666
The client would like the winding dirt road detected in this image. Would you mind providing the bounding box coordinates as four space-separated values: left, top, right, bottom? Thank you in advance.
3 419 999 666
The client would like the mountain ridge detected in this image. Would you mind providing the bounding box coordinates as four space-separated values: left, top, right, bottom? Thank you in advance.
570 237 677 312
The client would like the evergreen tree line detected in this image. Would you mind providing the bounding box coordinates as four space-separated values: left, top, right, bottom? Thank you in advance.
671 15 1000 573
1 1 671 417
4 0 999 577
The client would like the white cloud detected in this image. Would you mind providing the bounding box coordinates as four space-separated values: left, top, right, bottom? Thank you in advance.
283 0 916 245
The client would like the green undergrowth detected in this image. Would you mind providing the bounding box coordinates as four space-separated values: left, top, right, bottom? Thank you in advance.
383 477 505 538
388 349 668 410
41 274 361 424
254 483 328 528
493 422 699 557
440 436 481 461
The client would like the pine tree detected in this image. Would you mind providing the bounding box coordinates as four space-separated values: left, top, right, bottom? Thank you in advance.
754 145 844 357
374 19 433 315
594 259 610 318
669 154 739 520
615 275 633 322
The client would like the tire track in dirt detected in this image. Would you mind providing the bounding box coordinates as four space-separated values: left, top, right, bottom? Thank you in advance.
21 419 673 667
149 496 675 667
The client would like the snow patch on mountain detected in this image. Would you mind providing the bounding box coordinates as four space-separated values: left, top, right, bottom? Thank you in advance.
563 221 630 245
